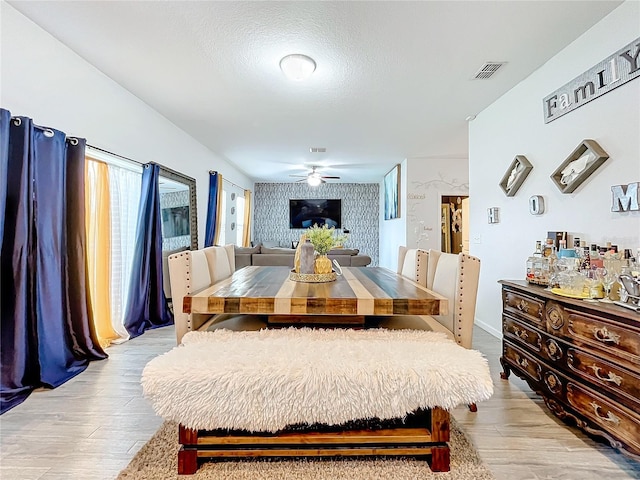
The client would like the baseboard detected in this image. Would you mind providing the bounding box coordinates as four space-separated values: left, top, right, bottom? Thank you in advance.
475 318 501 339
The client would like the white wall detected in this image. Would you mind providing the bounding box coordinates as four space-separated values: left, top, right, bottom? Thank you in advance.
0 2 253 247
469 1 640 337
378 157 470 271
405 157 469 251
378 159 408 270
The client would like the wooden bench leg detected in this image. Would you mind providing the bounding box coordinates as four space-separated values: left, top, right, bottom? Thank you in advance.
178 447 198 475
178 424 199 474
428 445 451 472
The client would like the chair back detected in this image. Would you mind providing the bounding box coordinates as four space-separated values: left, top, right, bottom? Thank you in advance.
168 244 235 344
397 246 428 287
426 249 481 349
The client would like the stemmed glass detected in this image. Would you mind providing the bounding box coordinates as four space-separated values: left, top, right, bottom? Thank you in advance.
584 268 604 301
601 270 617 303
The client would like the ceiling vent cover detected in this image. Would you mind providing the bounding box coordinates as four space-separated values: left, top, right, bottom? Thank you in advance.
310 147 327 153
473 62 506 79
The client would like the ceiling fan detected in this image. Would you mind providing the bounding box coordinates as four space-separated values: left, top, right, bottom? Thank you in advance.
289 166 341 186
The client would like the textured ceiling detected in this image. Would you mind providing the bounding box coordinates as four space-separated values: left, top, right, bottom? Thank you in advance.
9 1 622 183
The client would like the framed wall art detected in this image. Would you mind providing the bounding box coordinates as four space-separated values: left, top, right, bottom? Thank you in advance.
499 155 533 197
550 139 609 194
384 164 400 220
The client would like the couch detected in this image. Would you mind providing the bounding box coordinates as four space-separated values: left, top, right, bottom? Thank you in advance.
234 245 372 270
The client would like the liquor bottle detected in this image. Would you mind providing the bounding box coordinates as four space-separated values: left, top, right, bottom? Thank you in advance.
526 241 544 282
581 246 591 271
543 243 557 286
543 238 554 257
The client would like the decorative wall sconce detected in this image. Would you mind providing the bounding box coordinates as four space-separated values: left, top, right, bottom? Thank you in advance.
529 195 545 215
550 139 609 193
488 207 500 224
499 155 533 197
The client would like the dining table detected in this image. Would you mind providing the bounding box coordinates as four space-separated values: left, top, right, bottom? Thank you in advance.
184 265 448 326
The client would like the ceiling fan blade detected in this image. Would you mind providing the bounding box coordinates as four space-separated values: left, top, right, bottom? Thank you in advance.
289 174 307 178
320 176 341 179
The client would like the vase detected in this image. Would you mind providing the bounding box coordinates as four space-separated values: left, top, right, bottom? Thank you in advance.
314 254 332 274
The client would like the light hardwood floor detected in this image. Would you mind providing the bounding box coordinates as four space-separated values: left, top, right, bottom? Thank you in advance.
1 325 638 480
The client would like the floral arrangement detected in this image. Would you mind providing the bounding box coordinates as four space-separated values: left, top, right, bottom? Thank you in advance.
305 224 348 255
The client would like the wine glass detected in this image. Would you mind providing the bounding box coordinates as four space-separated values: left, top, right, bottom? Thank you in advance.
601 271 617 303
584 268 603 301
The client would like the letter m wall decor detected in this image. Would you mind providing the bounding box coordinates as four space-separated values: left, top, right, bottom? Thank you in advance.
543 37 640 123
611 182 640 212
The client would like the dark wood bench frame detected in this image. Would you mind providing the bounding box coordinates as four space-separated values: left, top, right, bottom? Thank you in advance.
177 406 450 474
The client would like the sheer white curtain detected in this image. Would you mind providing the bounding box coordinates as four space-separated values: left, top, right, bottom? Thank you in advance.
108 164 141 341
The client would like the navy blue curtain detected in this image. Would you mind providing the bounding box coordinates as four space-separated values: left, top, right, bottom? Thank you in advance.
123 163 173 339
204 171 221 247
0 109 9 244
0 110 106 414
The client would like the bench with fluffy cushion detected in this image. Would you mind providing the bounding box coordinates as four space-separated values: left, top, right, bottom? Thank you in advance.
142 327 492 474
142 327 493 432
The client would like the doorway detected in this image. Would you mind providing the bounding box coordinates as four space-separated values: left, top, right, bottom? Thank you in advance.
441 195 469 254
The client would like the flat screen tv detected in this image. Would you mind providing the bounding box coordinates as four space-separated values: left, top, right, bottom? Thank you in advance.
289 199 342 229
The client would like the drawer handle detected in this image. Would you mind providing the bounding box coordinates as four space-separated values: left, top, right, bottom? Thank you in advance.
589 365 623 386
512 326 528 340
589 401 621 425
515 354 529 369
593 326 621 345
517 300 528 311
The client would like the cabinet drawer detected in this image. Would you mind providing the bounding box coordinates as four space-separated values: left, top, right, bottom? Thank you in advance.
567 348 640 409
503 314 542 353
503 341 542 382
566 382 640 454
565 310 640 367
503 289 545 328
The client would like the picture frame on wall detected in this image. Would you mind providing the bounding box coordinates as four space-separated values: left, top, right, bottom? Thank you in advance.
384 164 400 220
550 139 609 194
499 155 533 197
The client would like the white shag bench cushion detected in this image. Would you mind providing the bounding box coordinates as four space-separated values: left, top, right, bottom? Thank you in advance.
142 328 493 433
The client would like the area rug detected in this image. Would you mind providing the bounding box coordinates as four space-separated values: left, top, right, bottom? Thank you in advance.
116 418 495 480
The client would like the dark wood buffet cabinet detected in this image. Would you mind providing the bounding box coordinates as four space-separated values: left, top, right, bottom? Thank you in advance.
499 280 640 459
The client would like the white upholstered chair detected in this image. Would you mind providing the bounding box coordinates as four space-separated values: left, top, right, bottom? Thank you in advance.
168 244 266 344
397 246 428 285
383 247 482 410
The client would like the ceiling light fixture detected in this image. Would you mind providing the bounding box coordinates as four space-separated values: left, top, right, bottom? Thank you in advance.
280 54 316 81
307 172 322 186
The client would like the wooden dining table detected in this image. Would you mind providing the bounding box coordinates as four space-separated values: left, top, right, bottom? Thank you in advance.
184 266 448 325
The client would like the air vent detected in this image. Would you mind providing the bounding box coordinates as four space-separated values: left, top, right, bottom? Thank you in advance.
310 147 326 153
473 62 506 79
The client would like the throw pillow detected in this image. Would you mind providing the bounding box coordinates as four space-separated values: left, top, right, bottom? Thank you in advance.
235 244 261 254
329 248 359 256
261 247 295 254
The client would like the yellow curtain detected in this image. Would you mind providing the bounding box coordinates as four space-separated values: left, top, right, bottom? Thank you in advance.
213 173 223 246
85 159 119 348
242 189 252 247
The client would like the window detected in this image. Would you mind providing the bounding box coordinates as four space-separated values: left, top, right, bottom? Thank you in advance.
218 190 227 245
236 195 245 247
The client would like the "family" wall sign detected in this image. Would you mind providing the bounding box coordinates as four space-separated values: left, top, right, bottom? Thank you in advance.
543 37 640 123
